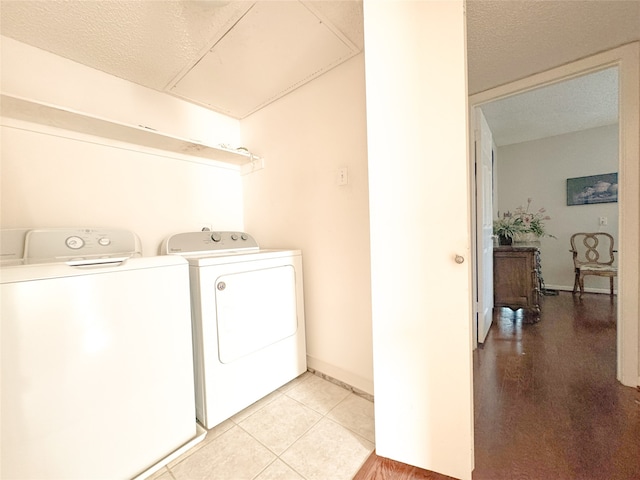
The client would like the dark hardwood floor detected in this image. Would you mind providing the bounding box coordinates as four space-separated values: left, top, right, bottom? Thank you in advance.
355 292 640 480
354 451 456 480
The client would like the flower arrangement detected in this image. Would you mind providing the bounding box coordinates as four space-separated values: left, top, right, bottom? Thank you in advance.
493 216 522 243
493 198 555 244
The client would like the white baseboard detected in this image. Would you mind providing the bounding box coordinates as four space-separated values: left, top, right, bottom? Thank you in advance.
306 355 374 396
544 284 617 295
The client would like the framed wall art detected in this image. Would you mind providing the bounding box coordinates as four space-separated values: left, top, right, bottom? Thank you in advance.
566 172 618 206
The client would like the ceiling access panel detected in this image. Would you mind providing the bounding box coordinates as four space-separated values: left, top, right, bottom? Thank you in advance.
168 1 359 119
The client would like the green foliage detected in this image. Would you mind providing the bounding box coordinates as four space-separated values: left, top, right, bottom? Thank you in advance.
494 198 556 240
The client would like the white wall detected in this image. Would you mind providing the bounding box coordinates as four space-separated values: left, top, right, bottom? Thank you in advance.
497 125 619 292
1 37 244 255
240 54 373 394
0 122 243 255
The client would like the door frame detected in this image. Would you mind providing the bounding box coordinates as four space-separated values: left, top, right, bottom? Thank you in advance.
474 107 495 346
469 42 640 387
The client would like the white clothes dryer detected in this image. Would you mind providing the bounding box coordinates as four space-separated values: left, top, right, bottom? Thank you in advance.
163 231 307 429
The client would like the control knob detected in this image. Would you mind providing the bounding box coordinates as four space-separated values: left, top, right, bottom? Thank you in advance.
65 236 84 250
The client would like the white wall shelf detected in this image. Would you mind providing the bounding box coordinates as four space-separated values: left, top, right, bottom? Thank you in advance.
0 94 256 166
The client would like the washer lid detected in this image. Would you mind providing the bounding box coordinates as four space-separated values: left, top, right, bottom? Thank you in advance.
163 231 259 255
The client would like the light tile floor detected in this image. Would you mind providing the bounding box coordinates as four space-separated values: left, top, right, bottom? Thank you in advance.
149 372 375 480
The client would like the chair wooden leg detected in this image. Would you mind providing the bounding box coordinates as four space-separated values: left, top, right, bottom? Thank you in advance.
579 275 585 298
610 277 614 296
573 271 580 295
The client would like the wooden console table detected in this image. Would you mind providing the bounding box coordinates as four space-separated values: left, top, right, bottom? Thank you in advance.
493 246 541 322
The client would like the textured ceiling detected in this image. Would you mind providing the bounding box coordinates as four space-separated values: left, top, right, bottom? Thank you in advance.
480 67 619 146
167 1 360 117
0 0 639 140
0 0 364 119
465 0 639 145
465 0 640 95
0 1 253 91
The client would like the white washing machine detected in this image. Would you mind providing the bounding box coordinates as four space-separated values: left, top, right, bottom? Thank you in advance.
163 231 307 429
1 228 198 480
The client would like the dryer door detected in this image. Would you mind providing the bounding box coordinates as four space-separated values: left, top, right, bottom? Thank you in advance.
215 265 298 363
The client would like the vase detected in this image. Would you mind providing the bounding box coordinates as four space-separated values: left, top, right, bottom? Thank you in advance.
513 232 541 245
498 235 512 246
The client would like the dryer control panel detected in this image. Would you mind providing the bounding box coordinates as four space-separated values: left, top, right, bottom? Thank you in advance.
163 231 259 255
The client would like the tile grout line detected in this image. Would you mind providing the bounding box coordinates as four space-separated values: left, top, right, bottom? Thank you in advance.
247 373 373 479
243 373 355 480
159 371 374 480
269 390 371 480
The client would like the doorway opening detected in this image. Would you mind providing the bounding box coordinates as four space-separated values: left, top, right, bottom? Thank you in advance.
469 43 639 388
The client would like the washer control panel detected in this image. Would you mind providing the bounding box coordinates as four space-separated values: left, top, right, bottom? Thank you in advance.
164 231 259 255
23 228 142 264
0 229 31 266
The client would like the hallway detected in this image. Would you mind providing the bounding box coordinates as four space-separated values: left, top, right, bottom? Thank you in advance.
473 291 639 479
356 292 639 480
